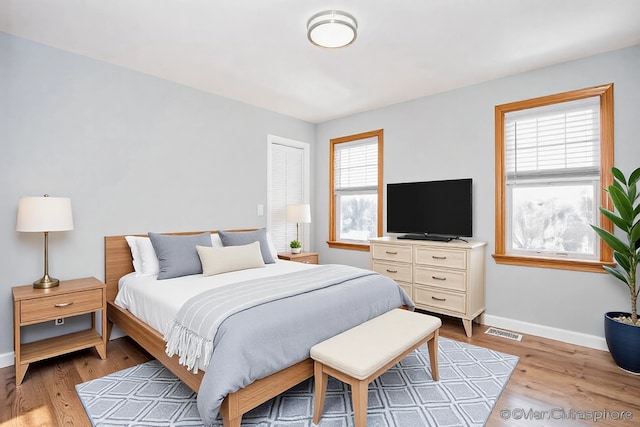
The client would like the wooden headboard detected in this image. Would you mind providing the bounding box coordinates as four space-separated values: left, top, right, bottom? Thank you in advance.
104 229 256 303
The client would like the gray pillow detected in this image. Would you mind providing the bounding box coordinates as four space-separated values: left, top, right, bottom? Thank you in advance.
148 232 212 280
218 228 276 264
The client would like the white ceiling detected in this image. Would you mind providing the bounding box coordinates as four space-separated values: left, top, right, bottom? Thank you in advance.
2 0 640 123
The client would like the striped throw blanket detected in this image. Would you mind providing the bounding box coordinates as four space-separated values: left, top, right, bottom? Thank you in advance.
164 264 375 373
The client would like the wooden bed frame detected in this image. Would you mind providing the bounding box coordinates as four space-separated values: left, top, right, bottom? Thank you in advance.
104 231 313 427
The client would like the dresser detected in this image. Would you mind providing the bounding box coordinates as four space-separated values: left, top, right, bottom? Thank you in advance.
370 237 486 337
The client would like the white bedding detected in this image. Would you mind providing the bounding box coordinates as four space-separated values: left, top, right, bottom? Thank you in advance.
114 260 316 338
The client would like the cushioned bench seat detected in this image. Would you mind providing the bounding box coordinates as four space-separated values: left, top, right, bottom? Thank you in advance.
310 308 441 427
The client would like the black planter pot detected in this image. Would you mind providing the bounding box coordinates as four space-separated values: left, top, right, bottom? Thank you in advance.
604 311 640 374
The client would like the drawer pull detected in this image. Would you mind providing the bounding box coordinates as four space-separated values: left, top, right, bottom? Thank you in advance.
432 276 447 281
385 251 398 255
432 256 447 260
431 296 446 301
54 302 74 308
386 269 398 273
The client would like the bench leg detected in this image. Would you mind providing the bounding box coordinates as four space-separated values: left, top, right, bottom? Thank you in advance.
352 379 369 427
427 329 439 381
313 361 328 424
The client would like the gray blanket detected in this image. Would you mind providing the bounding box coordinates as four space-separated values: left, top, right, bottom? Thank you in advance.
164 265 377 373
189 265 413 426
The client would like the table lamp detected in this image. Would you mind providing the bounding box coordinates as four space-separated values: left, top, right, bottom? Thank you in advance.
16 195 74 289
286 204 311 245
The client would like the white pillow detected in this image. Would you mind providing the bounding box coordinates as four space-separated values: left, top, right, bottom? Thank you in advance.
125 236 142 273
266 231 279 261
136 237 160 276
197 241 265 276
211 233 223 247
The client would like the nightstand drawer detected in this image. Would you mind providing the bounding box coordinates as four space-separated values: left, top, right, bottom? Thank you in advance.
372 261 412 283
20 289 103 324
294 254 318 264
278 252 319 264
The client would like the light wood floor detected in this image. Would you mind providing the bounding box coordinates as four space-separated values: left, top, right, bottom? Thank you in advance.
2 316 640 426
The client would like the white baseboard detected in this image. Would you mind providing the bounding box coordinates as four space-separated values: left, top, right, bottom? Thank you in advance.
0 351 14 369
483 314 608 351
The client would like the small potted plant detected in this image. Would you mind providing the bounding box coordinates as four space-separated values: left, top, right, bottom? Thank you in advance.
290 240 302 254
591 166 640 373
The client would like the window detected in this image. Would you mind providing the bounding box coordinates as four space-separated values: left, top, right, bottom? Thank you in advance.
494 84 615 272
328 130 383 251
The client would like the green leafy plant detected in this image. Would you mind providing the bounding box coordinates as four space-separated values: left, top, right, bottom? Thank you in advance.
591 166 640 325
289 240 302 249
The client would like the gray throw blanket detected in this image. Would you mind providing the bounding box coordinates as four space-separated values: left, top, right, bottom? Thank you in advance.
164 264 376 373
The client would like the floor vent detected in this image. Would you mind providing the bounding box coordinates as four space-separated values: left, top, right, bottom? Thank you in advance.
485 327 523 341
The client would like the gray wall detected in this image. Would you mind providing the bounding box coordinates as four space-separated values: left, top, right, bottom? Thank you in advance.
315 45 640 341
0 33 315 357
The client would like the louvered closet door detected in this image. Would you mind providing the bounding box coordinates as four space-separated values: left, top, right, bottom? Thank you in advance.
270 143 305 252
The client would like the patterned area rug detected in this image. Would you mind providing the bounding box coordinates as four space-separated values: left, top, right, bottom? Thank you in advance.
76 337 518 426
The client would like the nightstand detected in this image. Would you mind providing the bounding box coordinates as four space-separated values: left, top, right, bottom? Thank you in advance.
278 251 319 264
12 277 107 385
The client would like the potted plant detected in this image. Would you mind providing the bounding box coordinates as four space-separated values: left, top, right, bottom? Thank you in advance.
290 240 302 254
591 166 640 373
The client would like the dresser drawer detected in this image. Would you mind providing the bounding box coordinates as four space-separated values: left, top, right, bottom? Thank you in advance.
372 244 412 263
415 247 467 269
414 287 465 314
372 261 412 283
20 289 103 324
415 266 466 291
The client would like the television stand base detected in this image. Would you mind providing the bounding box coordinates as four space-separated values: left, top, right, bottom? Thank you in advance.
398 234 455 242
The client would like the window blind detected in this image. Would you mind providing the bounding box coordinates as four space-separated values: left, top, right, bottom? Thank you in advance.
505 96 600 181
270 143 303 251
334 137 378 194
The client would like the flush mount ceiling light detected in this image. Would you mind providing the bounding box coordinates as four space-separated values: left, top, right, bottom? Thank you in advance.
307 10 358 49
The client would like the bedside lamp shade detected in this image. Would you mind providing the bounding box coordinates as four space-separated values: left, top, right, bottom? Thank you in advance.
17 195 74 288
17 196 74 232
286 204 311 225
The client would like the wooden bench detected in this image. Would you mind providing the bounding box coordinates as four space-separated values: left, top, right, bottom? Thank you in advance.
310 309 441 427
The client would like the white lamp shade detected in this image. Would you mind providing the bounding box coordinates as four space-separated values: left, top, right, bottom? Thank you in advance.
16 196 74 232
286 204 311 223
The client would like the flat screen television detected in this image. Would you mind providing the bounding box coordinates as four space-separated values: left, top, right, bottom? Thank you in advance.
387 178 472 241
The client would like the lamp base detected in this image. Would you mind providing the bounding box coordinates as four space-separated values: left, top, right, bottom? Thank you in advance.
33 274 59 289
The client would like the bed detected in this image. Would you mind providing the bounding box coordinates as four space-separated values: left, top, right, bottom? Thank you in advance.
104 230 412 427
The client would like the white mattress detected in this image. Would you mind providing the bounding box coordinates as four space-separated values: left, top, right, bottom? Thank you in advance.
114 260 316 337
